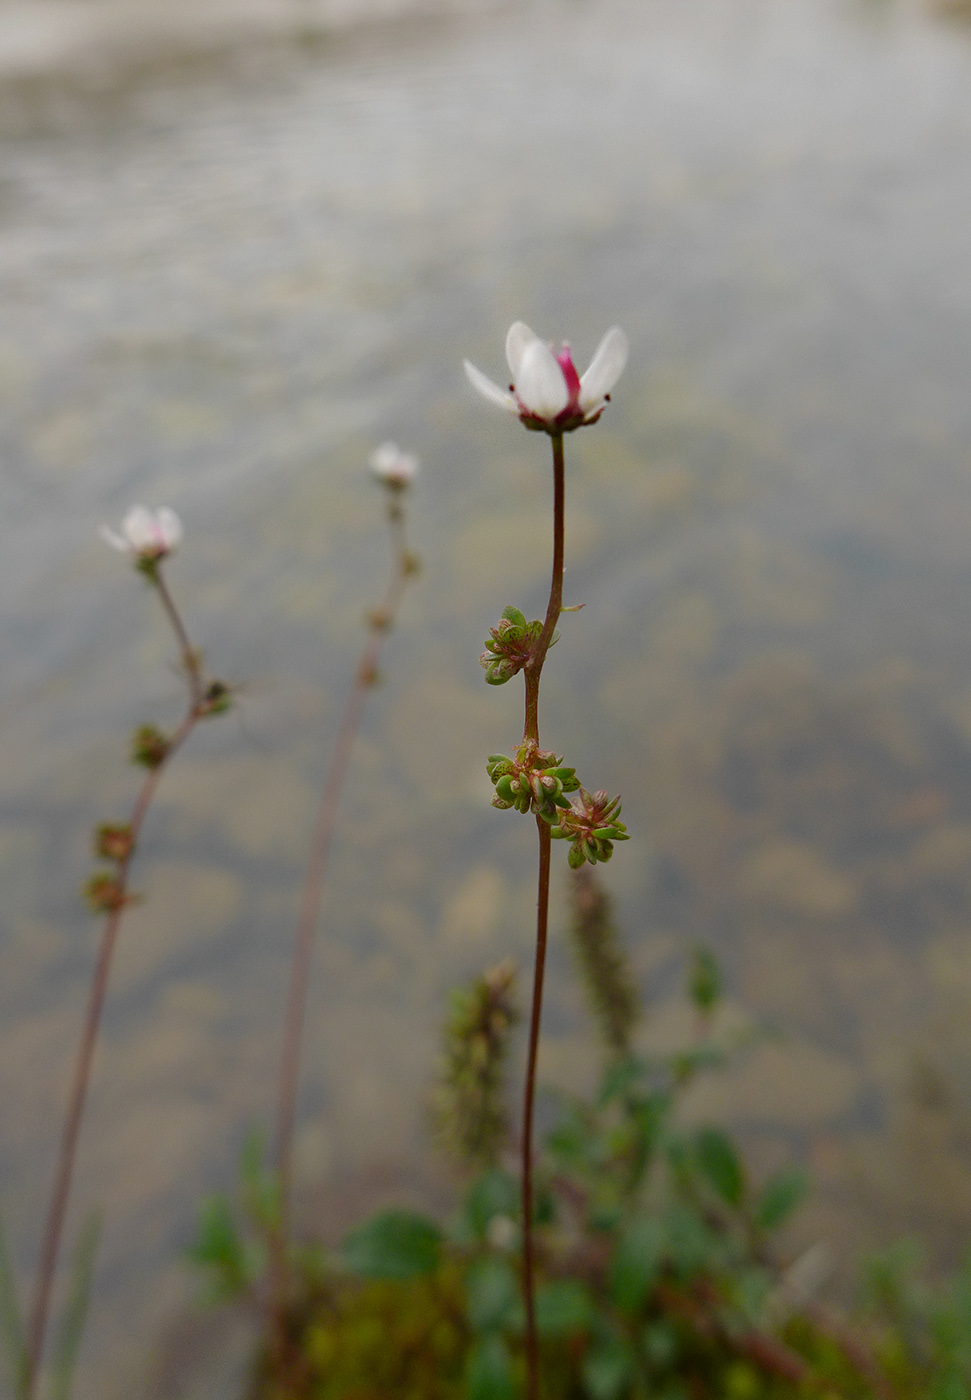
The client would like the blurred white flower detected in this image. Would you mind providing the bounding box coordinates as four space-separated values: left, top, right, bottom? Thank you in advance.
464 322 628 433
369 441 419 488
101 505 182 560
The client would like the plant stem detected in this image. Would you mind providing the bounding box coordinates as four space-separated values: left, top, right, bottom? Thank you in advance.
520 431 566 1400
152 565 204 710
271 494 415 1278
523 434 565 746
522 818 551 1400
25 568 205 1399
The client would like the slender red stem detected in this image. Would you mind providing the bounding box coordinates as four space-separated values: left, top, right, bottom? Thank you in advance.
523 434 565 746
152 566 204 710
521 818 551 1400
520 431 566 1400
272 496 415 1263
25 566 205 1400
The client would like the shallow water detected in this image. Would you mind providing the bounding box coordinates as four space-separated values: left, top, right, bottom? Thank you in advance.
4 0 971 1393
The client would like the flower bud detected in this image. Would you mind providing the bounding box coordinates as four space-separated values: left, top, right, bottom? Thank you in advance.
101 505 182 564
94 823 134 863
84 873 133 915
131 724 170 769
368 441 419 490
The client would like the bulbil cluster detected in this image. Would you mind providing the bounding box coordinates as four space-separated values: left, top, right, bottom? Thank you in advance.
479 606 553 687
486 740 580 824
551 787 629 869
85 820 137 914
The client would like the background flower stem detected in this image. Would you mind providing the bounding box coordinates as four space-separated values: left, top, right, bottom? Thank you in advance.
25 569 206 1400
270 492 415 1312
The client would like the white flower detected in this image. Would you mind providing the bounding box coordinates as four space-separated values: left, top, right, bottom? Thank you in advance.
464 322 628 433
101 505 182 561
368 441 419 489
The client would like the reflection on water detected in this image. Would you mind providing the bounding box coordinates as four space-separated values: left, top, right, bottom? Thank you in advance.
3 0 971 1393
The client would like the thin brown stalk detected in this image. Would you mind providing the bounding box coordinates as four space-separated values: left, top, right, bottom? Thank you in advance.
272 494 415 1261
523 433 565 745
25 565 207 1400
152 567 204 709
520 431 565 1400
522 818 551 1400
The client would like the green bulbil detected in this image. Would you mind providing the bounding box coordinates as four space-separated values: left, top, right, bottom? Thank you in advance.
479 606 555 686
551 787 629 867
486 739 581 822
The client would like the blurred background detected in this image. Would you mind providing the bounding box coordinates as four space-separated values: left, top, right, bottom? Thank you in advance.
3 0 971 1393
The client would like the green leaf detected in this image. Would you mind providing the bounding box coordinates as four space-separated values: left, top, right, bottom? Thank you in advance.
535 1280 595 1337
752 1166 808 1232
465 1257 519 1333
342 1210 441 1279
610 1215 664 1313
50 1212 100 1400
185 1195 257 1301
500 606 527 628
460 1170 519 1243
465 1334 517 1400
583 1332 635 1400
695 1128 745 1208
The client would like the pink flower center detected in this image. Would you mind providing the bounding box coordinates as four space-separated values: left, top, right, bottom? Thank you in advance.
556 346 581 404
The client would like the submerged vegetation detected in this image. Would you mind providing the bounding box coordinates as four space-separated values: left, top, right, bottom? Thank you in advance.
190 874 971 1400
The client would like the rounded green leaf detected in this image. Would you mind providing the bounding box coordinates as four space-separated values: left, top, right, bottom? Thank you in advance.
341 1210 441 1279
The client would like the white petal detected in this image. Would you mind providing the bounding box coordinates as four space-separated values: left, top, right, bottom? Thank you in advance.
464 360 518 413
515 340 569 420
369 441 400 475
121 504 156 550
100 525 129 552
505 322 538 380
156 507 182 549
578 327 629 411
